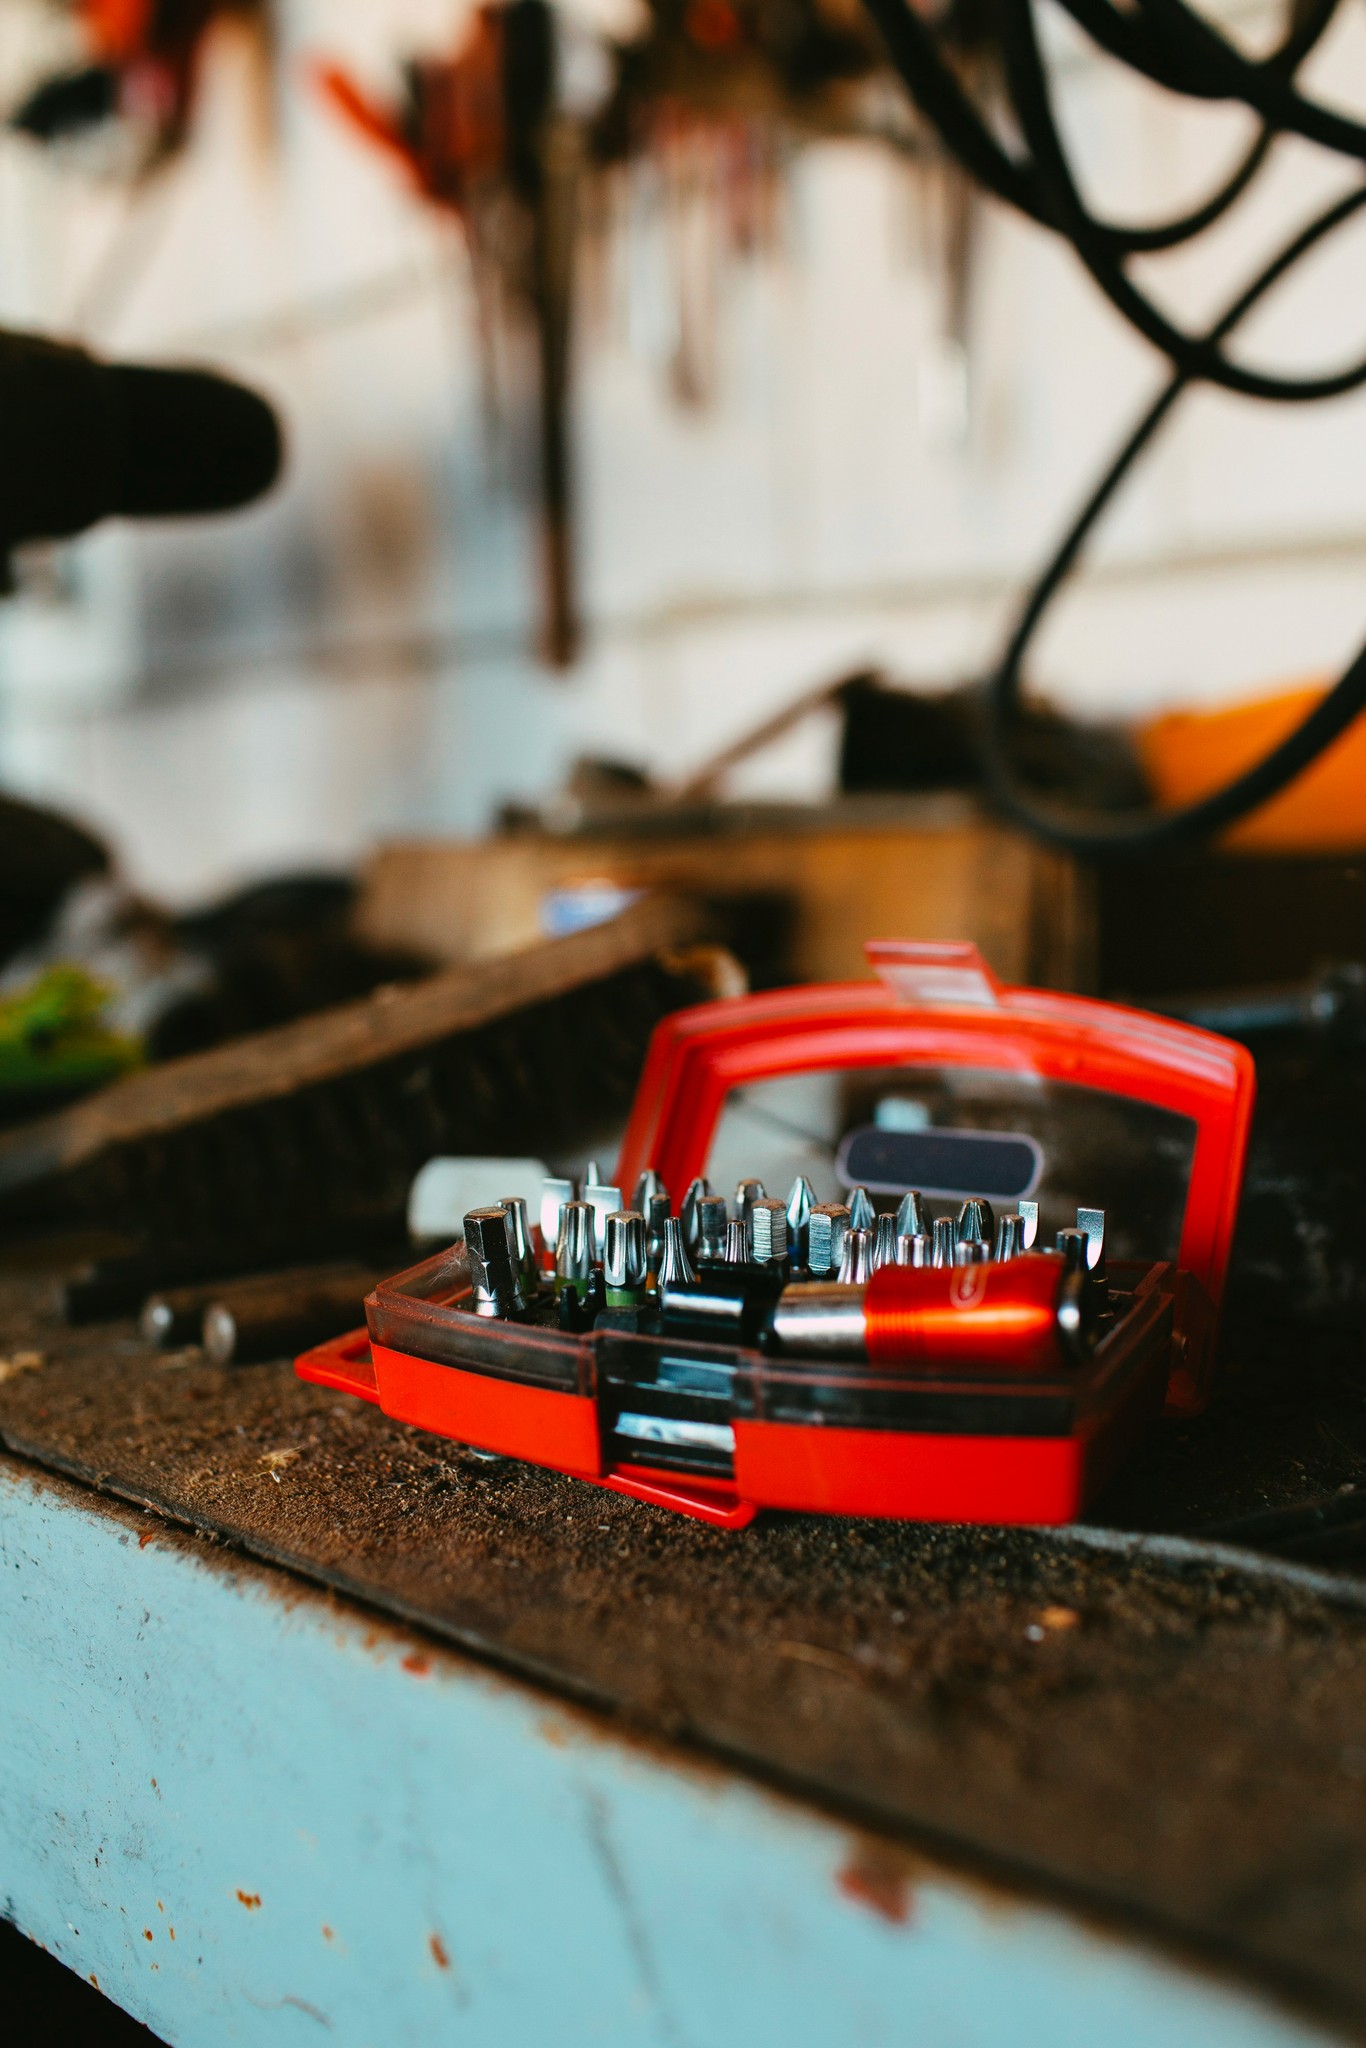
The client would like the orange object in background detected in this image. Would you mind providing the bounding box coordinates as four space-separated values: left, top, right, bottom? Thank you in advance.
1141 682 1366 852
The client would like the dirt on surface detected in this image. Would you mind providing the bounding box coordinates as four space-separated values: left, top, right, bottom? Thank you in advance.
3 1256 1366 2037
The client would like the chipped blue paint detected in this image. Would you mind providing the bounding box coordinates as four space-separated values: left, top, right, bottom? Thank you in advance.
0 1461 1345 2047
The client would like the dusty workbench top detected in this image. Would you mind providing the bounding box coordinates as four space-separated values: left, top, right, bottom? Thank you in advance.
3 1257 1366 2039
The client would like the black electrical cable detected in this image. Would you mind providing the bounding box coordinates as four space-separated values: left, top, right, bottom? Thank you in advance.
858 0 1366 851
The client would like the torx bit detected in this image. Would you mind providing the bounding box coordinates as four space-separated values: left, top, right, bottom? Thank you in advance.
838 1226 873 1285
807 1203 851 1279
785 1175 815 1265
464 1206 526 1318
1055 1226 1087 1272
896 1230 931 1267
931 1215 957 1268
847 1186 875 1233
724 1217 750 1266
656 1215 696 1290
632 1168 666 1213
555 1200 596 1298
696 1193 729 1263
499 1195 539 1295
604 1210 649 1307
957 1198 995 1256
680 1175 712 1251
994 1213 1024 1263
895 1190 928 1239
750 1197 789 1267
735 1178 766 1228
872 1212 899 1270
540 1176 575 1259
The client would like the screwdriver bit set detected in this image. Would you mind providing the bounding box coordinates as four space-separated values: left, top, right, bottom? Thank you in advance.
300 941 1256 1529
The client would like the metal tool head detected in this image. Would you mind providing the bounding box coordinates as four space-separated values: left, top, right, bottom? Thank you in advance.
582 1180 622 1258
540 1176 575 1257
657 1215 696 1290
894 1190 928 1239
696 1193 729 1262
464 1205 526 1317
785 1175 815 1262
1055 1226 1087 1272
1076 1206 1107 1272
931 1215 957 1268
680 1175 712 1251
846 1186 875 1234
994 1212 1024 1263
734 1178 766 1226
750 1197 788 1266
644 1192 672 1267
724 1217 750 1266
837 1226 873 1285
632 1168 666 1213
583 1161 604 1189
872 1212 899 1270
499 1195 538 1292
807 1203 851 1279
896 1230 931 1267
1017 1200 1040 1250
555 1200 596 1292
604 1209 648 1301
957 1197 995 1251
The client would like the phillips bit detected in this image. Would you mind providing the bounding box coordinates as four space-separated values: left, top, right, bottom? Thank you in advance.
838 1227 873 1285
750 1197 789 1267
1018 1200 1039 1250
604 1210 649 1307
724 1217 750 1266
500 1195 539 1295
847 1186 875 1233
680 1175 712 1251
872 1212 899 1270
656 1215 696 1290
785 1175 815 1265
632 1168 667 1213
895 1190 928 1239
540 1176 575 1259
957 1197 995 1256
555 1200 596 1298
582 1178 622 1258
931 1215 957 1268
464 1206 527 1318
696 1193 729 1263
1056 1226 1087 1272
735 1178 766 1228
644 1192 672 1273
994 1213 1024 1263
896 1230 931 1267
807 1203 850 1279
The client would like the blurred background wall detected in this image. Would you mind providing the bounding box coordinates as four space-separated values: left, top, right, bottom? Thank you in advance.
0 0 1363 905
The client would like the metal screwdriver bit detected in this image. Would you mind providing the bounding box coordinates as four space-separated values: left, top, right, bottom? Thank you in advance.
464 1206 526 1318
724 1217 750 1266
847 1186 874 1233
540 1176 575 1257
644 1192 673 1273
1076 1207 1106 1273
1056 1227 1087 1272
696 1194 729 1262
750 1198 789 1267
604 1210 648 1306
632 1168 666 1213
680 1176 712 1252
657 1215 696 1290
872 1212 899 1270
582 1180 622 1258
735 1178 766 1227
499 1195 538 1294
895 1190 928 1239
1018 1200 1040 1250
931 1215 957 1268
583 1161 604 1189
785 1176 815 1264
896 1230 931 1267
807 1203 850 1278
838 1226 873 1285
994 1213 1024 1262
555 1200 596 1296
957 1197 995 1254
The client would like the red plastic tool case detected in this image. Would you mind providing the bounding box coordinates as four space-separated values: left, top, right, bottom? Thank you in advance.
299 942 1255 1529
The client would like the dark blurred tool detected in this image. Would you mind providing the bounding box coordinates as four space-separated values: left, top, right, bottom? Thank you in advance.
0 330 281 574
140 1249 406 1346
200 1261 390 1366
1152 963 1366 1049
1194 1487 1366 1565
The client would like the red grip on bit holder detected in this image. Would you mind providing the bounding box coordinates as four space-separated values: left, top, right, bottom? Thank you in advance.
862 1255 1070 1374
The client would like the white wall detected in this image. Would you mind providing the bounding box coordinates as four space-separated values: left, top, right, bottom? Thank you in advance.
0 0 1364 902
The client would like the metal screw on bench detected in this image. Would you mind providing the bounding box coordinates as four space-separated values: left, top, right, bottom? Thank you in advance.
872 1212 899 1270
1056 1226 1088 1272
500 1195 538 1295
895 1189 928 1239
785 1175 815 1265
632 1167 666 1213
555 1200 596 1298
680 1175 711 1252
994 1213 1024 1263
807 1203 850 1278
931 1215 957 1268
896 1230 931 1267
465 1206 526 1318
656 1215 696 1290
724 1217 750 1266
604 1210 648 1308
696 1193 729 1263
750 1197 788 1268
838 1226 873 1285
735 1178 765 1229
847 1185 874 1233
540 1177 575 1259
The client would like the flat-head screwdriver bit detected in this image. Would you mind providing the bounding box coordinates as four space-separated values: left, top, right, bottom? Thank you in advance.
540 1177 575 1258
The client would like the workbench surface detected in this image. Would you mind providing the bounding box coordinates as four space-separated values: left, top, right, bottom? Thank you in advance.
3 1259 1365 2043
